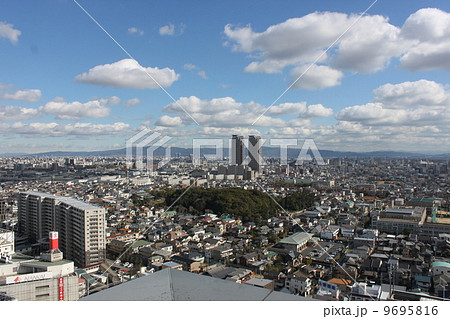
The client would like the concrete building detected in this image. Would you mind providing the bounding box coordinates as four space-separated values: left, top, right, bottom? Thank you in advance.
0 198 10 221
316 279 341 300
0 272 82 301
278 232 313 252
0 231 85 301
18 191 106 267
371 207 427 235
248 135 262 173
419 222 450 238
0 228 14 256
231 135 245 166
285 270 312 296
349 282 385 301
372 206 450 238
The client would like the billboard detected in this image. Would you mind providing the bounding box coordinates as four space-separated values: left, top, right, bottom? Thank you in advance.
6 271 53 284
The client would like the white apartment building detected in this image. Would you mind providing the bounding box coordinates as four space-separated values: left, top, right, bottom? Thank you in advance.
18 191 106 267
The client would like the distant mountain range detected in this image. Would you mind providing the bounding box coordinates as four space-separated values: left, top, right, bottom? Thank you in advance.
1 147 449 159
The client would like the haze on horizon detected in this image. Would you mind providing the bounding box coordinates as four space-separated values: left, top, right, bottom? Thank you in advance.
0 0 449 154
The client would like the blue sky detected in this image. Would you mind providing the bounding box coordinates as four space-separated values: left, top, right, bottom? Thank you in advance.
1 0 450 153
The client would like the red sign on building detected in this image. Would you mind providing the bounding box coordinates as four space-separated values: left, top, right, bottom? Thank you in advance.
49 231 59 250
58 277 64 301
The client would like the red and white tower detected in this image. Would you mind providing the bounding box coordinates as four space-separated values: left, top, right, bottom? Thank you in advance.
49 231 59 250
40 231 63 262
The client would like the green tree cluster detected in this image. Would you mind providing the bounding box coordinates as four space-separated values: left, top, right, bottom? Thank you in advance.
280 191 317 211
160 187 316 225
165 187 279 224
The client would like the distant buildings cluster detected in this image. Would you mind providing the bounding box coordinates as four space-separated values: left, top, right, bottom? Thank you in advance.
0 150 448 301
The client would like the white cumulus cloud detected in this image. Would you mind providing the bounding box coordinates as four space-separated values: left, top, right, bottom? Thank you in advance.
224 8 450 90
2 89 42 102
0 122 130 137
75 59 180 89
39 98 112 120
290 64 343 90
0 106 40 121
224 12 405 74
160 96 332 128
373 80 449 108
124 98 141 107
336 80 450 126
399 8 450 71
156 115 183 127
0 22 21 44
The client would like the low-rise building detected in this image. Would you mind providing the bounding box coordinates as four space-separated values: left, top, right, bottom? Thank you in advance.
371 207 426 235
278 232 312 252
0 231 85 301
285 270 312 296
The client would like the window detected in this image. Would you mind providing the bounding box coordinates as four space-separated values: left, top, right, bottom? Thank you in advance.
36 285 50 290
35 293 50 300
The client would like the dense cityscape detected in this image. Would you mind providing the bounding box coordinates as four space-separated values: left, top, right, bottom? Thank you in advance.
1 1 450 312
0 135 449 301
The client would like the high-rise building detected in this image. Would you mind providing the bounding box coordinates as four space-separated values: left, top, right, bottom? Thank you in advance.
18 191 106 267
248 135 262 173
231 135 245 166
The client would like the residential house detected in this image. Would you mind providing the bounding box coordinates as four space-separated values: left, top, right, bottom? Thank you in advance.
349 283 383 301
237 252 258 267
320 225 340 240
207 245 233 260
166 230 188 241
161 261 183 270
316 279 341 301
341 225 355 238
285 270 312 296
171 254 202 272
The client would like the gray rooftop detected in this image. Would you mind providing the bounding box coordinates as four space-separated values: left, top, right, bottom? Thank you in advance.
80 268 311 301
279 232 313 246
23 191 103 211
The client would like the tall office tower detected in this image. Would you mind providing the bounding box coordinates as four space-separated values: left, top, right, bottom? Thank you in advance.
231 135 245 166
248 135 262 173
18 191 106 267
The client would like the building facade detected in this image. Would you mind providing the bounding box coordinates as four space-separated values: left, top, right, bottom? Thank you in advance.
248 135 262 173
278 232 312 252
231 135 245 166
18 191 106 267
0 198 10 221
0 272 82 301
285 271 312 296
371 207 427 235
0 228 14 256
0 229 85 301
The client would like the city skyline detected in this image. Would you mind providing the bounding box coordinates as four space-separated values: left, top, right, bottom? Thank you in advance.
1 0 450 154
